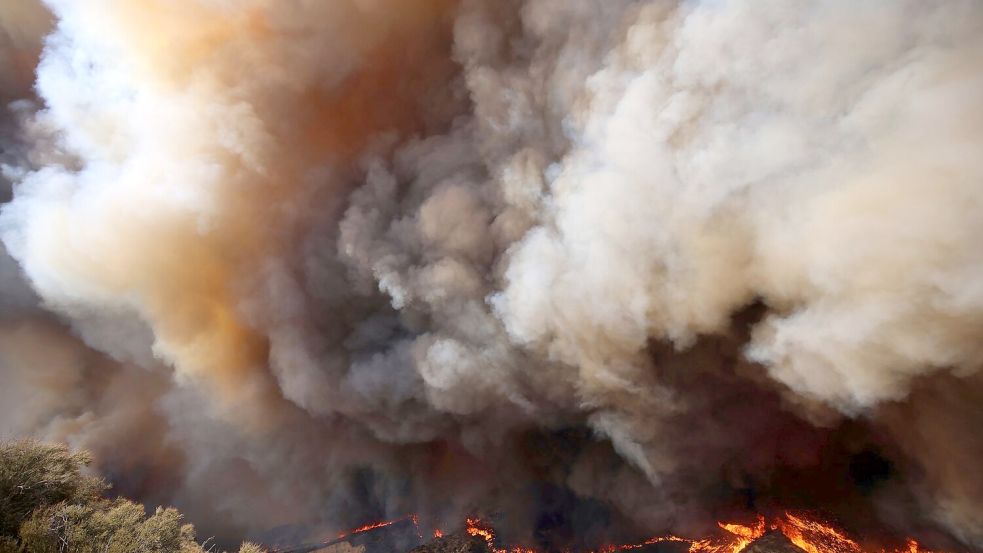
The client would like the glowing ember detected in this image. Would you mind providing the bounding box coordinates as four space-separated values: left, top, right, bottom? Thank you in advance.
777 513 862 553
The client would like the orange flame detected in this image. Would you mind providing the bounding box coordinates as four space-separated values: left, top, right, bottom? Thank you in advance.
333 514 419 539
328 512 946 553
581 516 766 553
466 517 538 553
777 512 862 553
883 539 940 553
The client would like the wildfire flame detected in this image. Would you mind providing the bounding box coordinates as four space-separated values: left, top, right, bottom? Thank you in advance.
588 516 766 553
778 512 862 553
324 512 945 553
466 517 538 553
775 514 941 553
335 519 398 539
331 514 420 541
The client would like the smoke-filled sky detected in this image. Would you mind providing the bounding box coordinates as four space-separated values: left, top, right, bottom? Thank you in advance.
1 0 982 550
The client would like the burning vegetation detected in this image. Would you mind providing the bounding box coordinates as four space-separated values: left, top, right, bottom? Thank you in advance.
303 513 954 553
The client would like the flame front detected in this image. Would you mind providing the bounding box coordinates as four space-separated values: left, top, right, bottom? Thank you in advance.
776 515 941 553
326 512 947 553
466 518 538 553
333 514 417 540
777 513 862 553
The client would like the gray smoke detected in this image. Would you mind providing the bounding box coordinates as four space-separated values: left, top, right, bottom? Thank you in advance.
1 0 981 549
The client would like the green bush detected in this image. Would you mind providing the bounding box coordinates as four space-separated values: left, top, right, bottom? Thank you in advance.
18 500 203 553
0 440 106 540
0 440 265 553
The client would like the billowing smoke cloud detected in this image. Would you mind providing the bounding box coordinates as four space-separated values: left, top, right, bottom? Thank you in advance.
1 0 982 550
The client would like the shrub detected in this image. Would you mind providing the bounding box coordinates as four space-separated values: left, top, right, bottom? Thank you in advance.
0 440 106 539
18 500 203 553
0 440 266 553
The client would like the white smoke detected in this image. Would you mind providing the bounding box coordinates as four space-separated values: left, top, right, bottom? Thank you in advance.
1 0 981 548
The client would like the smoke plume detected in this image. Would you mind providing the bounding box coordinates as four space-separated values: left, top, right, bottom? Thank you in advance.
1 0 981 550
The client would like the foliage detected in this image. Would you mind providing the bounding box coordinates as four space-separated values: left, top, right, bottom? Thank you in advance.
18 500 203 553
0 440 106 540
0 537 21 553
0 440 265 553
